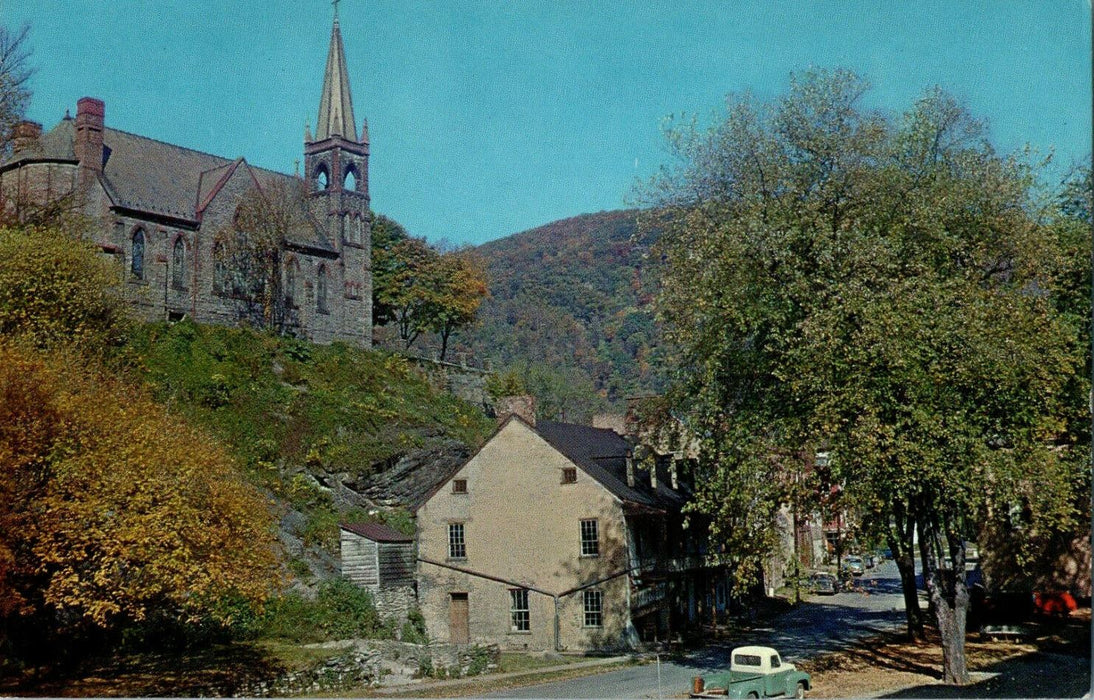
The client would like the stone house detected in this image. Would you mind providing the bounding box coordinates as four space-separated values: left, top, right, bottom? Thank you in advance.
414 408 729 652
340 522 416 623
0 14 371 347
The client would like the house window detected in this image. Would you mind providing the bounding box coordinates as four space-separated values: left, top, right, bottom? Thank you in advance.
561 467 577 484
171 236 186 289
130 229 145 279
580 519 599 557
510 589 530 632
583 589 603 628
452 479 468 494
448 522 466 559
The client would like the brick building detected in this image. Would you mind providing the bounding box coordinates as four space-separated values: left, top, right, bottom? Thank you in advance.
0 13 372 346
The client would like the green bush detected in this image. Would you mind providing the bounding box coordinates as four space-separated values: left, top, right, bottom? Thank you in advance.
401 607 428 644
255 577 394 643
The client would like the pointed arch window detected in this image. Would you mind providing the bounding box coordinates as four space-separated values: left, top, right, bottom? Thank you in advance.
343 168 357 192
343 214 354 244
285 258 299 308
131 229 145 280
314 163 330 191
316 264 328 314
171 236 186 290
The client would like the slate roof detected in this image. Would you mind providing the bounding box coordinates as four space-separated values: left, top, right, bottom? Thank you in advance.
5 116 334 252
340 521 414 543
535 420 689 515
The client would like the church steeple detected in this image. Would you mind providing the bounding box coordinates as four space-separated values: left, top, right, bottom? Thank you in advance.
315 11 357 142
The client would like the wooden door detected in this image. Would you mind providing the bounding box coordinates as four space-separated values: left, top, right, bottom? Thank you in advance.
449 592 469 644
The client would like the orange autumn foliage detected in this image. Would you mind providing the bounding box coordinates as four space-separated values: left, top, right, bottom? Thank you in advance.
0 343 281 629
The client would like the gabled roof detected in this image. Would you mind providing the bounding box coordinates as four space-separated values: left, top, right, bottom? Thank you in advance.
340 522 413 543
8 116 335 252
414 415 691 516
536 420 689 515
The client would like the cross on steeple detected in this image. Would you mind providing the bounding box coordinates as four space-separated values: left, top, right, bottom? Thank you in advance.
332 0 340 20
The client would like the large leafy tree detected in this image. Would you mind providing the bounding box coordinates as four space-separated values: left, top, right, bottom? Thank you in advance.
644 70 1087 684
0 225 130 352
372 216 488 357
425 248 488 361
0 343 280 651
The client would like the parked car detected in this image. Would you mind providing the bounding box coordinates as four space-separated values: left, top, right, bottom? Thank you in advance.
845 555 865 576
691 645 811 698
808 572 840 595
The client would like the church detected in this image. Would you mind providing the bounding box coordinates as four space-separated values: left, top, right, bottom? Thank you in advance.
0 12 372 347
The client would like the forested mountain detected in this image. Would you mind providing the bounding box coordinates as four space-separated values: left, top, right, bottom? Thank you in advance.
452 209 669 422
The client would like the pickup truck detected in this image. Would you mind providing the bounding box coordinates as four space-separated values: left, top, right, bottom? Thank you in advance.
690 646 811 698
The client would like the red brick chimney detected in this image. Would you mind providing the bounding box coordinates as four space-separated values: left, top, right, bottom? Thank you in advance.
74 97 105 172
11 120 41 153
495 395 536 427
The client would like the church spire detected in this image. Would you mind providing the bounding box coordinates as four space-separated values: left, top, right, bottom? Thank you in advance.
315 8 357 141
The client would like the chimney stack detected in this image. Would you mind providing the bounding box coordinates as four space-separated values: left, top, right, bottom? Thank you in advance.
11 120 41 154
495 395 536 427
625 454 635 488
74 97 105 173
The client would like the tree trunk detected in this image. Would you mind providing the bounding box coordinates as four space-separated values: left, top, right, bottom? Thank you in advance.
888 504 924 639
917 516 970 685
439 325 452 361
935 592 970 685
893 550 924 639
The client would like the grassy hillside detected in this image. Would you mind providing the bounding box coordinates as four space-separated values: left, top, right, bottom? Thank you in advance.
452 209 668 421
128 320 494 557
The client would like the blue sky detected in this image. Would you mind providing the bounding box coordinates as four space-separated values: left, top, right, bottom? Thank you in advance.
5 1 1091 245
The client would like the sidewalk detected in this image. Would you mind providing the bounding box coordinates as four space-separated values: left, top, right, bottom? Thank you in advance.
370 654 634 696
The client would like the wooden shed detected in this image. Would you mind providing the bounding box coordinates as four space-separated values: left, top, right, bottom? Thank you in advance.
339 522 415 593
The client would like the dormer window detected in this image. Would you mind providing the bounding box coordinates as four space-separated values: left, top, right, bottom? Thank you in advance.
561 468 577 484
452 479 468 494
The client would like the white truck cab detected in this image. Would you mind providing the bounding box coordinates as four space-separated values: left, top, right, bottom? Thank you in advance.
730 646 796 675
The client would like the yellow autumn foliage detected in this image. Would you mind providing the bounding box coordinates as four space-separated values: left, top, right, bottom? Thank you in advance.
0 342 281 630
0 225 130 352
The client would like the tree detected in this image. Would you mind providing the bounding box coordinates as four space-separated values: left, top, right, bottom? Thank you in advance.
0 343 280 653
425 248 488 361
214 180 308 333
371 221 489 356
643 70 1087 684
373 234 439 350
0 224 130 352
370 214 411 326
0 23 33 159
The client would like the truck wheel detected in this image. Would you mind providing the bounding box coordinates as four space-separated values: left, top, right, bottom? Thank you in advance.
794 682 806 698
747 693 759 699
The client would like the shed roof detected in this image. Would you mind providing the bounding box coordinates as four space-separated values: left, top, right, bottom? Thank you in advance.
340 522 414 543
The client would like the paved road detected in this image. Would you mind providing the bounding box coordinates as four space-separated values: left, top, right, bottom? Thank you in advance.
488 560 909 699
